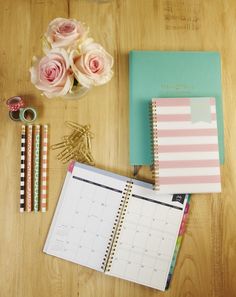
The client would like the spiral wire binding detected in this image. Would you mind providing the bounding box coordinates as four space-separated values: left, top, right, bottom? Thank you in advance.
150 101 160 191
101 180 133 272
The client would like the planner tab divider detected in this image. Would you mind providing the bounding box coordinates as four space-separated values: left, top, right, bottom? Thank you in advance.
102 180 133 272
165 194 190 289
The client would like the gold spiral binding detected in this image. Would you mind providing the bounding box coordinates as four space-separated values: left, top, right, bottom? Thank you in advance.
101 180 133 272
150 101 160 191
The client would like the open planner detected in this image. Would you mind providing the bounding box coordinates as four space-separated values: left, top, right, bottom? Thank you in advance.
151 97 221 193
44 161 190 291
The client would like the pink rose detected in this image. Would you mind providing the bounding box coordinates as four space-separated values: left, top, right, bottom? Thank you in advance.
70 38 114 88
44 18 88 49
30 48 73 98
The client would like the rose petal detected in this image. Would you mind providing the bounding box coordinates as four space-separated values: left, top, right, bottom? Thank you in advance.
45 18 89 49
30 48 73 98
69 40 114 87
44 75 73 98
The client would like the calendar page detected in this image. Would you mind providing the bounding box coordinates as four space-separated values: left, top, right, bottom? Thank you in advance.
106 180 188 291
44 162 128 272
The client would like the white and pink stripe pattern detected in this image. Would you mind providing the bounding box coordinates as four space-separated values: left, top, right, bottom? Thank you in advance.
152 97 221 193
40 125 48 212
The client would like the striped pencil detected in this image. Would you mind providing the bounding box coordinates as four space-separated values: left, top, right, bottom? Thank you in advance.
33 125 41 212
20 125 26 212
26 125 33 212
40 125 48 212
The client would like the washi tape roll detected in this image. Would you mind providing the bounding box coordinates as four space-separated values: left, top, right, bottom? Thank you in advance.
6 96 25 111
9 110 21 121
19 107 37 123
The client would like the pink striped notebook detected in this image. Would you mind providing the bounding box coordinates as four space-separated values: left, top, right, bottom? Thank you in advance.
151 97 221 193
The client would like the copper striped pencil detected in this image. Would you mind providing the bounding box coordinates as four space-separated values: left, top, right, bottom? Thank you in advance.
33 125 41 212
40 125 48 212
20 125 26 212
26 125 33 212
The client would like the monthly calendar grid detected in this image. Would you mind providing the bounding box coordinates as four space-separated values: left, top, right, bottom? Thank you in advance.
50 177 124 271
73 184 107 266
108 198 183 288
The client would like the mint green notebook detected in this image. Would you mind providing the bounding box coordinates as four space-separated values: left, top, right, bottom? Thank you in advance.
129 50 224 165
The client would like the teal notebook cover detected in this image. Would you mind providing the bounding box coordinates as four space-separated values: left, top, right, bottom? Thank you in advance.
129 50 224 165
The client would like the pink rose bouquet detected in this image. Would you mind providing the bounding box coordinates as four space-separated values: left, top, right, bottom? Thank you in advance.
30 18 114 99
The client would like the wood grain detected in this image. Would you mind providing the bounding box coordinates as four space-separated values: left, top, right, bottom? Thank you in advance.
0 0 236 296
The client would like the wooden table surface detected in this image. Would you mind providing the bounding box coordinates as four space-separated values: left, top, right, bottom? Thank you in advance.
1 0 236 296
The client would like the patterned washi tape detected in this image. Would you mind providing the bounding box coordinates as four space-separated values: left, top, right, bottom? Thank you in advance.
6 96 25 111
26 125 33 212
40 125 48 212
19 107 37 123
9 110 21 121
34 125 41 212
20 125 26 212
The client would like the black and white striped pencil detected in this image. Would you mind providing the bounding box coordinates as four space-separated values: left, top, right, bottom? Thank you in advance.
20 125 26 212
